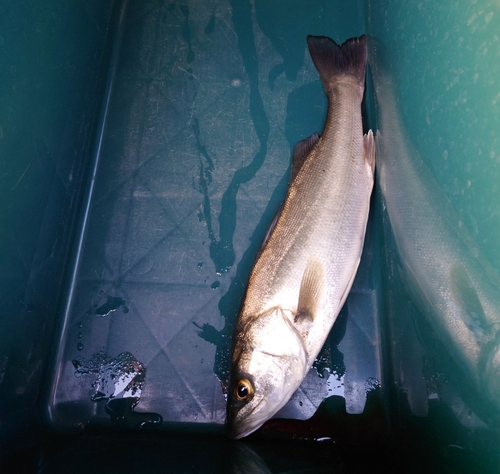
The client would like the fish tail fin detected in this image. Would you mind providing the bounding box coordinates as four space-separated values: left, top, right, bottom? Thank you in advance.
307 35 367 90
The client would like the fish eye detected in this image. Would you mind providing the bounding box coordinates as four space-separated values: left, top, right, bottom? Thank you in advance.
233 378 254 402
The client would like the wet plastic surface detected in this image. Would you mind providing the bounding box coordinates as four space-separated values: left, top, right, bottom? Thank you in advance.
45 0 382 434
2 0 500 472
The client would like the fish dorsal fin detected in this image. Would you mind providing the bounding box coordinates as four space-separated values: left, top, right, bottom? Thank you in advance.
291 133 319 181
255 202 284 258
294 256 325 326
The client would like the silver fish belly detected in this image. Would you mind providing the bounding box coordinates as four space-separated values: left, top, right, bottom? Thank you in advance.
227 35 375 439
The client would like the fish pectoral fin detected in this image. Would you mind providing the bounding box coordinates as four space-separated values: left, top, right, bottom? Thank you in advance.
450 264 489 333
364 130 376 174
291 133 320 181
294 256 325 325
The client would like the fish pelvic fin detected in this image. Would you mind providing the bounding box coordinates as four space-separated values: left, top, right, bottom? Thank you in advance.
364 130 376 174
306 35 367 90
295 256 325 326
291 133 320 182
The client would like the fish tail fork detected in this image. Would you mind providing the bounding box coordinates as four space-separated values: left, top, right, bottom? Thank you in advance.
306 35 367 89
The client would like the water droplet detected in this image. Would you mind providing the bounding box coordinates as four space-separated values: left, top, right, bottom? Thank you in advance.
72 351 163 429
299 401 303 406
197 262 203 269
365 377 381 392
77 342 84 351
78 321 83 328
105 398 162 429
95 296 127 317
211 280 220 290
78 332 83 339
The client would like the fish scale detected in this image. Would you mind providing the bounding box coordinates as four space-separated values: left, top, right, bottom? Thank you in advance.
246 82 372 364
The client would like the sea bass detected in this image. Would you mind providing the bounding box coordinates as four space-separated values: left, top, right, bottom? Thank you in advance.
370 41 500 413
227 35 375 439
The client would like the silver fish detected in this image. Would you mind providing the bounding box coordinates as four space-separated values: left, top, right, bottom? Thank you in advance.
370 40 500 412
227 35 375 439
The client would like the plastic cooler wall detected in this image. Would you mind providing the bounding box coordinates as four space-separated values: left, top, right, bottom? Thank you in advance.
0 0 115 450
45 0 380 437
367 1 500 467
1 0 500 472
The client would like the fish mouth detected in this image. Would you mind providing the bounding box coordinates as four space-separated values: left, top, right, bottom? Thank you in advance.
228 418 265 440
227 397 270 439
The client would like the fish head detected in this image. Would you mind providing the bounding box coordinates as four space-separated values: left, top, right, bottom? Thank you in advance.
227 307 308 439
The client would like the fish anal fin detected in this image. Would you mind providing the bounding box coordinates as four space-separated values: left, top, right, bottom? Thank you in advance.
291 133 319 181
295 256 325 326
364 130 376 174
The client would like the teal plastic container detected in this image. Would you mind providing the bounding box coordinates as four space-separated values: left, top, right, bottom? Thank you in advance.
1 0 499 472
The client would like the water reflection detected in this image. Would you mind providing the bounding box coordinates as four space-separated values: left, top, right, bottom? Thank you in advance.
230 443 273 474
369 39 500 415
